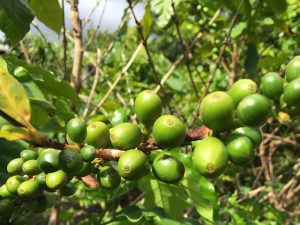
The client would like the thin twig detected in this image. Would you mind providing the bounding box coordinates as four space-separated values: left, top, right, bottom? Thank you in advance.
202 0 244 97
62 0 68 81
31 22 64 72
19 41 31 63
70 0 84 92
90 42 143 116
127 0 173 114
83 0 102 28
83 48 101 117
155 9 221 93
171 0 199 99
84 0 108 50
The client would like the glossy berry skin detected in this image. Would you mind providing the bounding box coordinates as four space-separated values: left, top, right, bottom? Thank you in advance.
237 94 272 126
152 115 186 149
285 56 300 82
60 182 76 196
20 150 38 161
283 78 300 106
226 134 254 165
7 158 24 174
6 175 25 195
80 145 96 162
59 149 83 173
0 185 14 199
110 123 142 150
66 118 87 144
134 90 163 127
86 122 110 148
152 154 185 184
260 72 284 99
22 160 41 175
37 149 60 173
46 170 67 190
232 127 262 148
118 149 150 180
97 166 121 190
34 173 47 188
75 162 94 177
17 180 40 198
228 79 257 106
193 137 228 178
200 91 235 132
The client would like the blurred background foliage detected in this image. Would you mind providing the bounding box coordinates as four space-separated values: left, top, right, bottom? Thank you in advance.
0 0 300 224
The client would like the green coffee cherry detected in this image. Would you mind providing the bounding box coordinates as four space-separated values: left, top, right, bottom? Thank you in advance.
7 158 24 174
118 149 150 180
110 123 142 150
59 149 83 173
37 149 60 173
75 162 94 177
152 115 186 148
152 154 185 184
97 166 121 190
80 145 96 162
134 90 163 127
60 182 76 196
20 150 38 161
46 170 67 190
66 117 87 144
22 160 41 175
17 180 40 198
6 175 25 195
0 185 14 199
86 122 110 148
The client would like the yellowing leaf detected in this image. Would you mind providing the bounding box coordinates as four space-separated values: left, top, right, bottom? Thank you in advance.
0 129 31 141
0 68 31 127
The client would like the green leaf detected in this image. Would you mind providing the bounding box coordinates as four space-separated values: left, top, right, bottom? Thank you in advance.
29 0 63 33
4 56 81 107
151 0 183 27
266 0 287 14
139 176 188 218
0 127 31 141
244 43 259 76
0 0 34 46
114 206 144 223
0 139 28 183
0 56 8 72
0 68 31 127
141 4 153 38
231 22 247 38
181 166 218 224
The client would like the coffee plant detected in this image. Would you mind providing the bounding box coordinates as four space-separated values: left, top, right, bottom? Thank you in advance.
0 0 299 224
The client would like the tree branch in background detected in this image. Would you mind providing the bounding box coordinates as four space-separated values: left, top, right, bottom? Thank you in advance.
171 0 199 100
202 0 244 97
19 41 31 64
31 22 64 73
90 42 143 117
70 0 83 92
62 0 68 81
83 48 101 117
126 0 174 115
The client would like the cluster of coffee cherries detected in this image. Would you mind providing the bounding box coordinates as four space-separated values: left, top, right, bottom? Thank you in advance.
1 56 300 218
